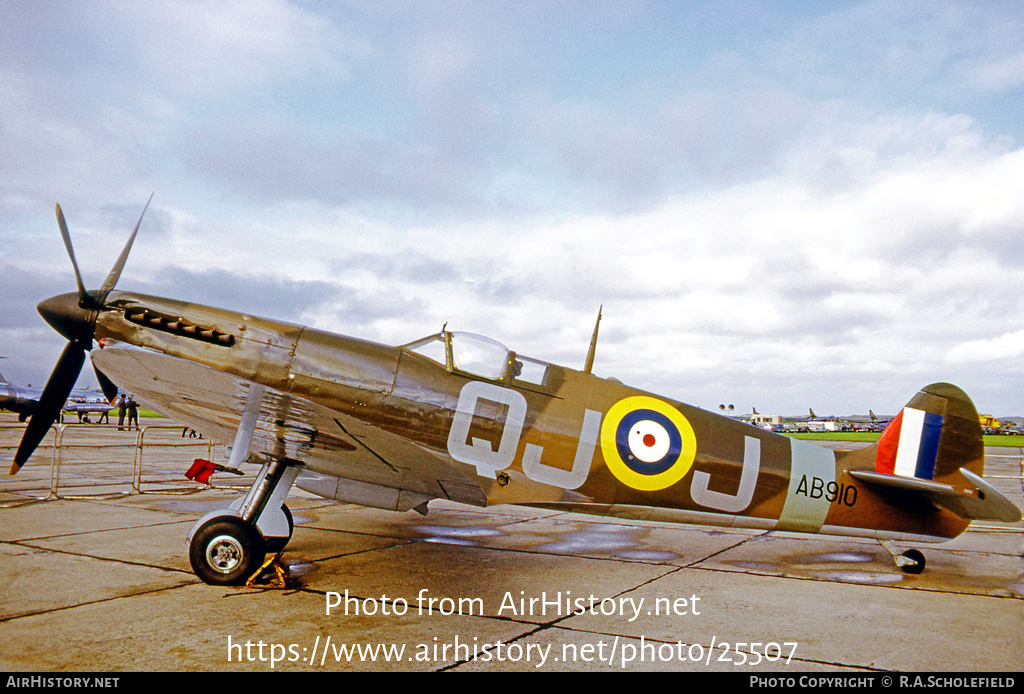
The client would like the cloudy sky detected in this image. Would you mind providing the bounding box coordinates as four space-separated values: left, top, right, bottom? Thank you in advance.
2 0 1023 418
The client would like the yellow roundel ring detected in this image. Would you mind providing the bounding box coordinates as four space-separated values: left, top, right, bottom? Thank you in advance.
600 395 697 491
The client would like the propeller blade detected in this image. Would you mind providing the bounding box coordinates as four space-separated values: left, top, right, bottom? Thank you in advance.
93 363 119 403
10 341 86 475
55 203 93 309
13 194 153 473
98 192 153 303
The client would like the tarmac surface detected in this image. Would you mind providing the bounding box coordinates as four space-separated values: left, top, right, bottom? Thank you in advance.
1 413 1021 673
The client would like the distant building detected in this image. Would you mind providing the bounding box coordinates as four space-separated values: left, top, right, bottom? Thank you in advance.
750 413 783 430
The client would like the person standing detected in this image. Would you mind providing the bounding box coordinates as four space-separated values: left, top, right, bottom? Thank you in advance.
117 394 127 430
127 396 139 430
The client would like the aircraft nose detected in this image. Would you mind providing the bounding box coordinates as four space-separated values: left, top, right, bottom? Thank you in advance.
37 292 96 344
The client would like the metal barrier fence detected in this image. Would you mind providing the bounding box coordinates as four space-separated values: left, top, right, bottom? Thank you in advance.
0 421 257 500
973 450 1024 534
0 424 57 496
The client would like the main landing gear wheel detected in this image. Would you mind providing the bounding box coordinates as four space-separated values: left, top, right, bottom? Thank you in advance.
189 516 266 586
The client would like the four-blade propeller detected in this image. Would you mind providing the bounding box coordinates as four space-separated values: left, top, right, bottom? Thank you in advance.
9 195 152 475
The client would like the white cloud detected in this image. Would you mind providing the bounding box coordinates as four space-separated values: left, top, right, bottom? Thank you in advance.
947 330 1024 364
106 0 355 97
2 1 1023 416
974 50 1024 93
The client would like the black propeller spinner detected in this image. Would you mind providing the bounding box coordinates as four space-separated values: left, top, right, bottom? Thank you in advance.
10 195 152 475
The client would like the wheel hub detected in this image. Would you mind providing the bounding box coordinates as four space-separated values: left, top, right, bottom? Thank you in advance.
206 534 244 573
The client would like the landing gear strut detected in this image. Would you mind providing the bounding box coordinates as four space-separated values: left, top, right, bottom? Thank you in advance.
186 460 299 585
880 540 926 574
186 383 300 586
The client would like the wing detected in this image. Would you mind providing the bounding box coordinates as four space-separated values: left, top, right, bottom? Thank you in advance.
91 342 487 509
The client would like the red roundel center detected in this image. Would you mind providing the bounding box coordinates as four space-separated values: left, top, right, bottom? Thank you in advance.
642 433 657 448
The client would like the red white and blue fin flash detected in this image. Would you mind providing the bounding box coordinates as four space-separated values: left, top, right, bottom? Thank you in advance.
876 407 943 480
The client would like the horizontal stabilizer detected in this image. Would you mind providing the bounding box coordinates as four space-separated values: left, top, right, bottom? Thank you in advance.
851 468 1022 523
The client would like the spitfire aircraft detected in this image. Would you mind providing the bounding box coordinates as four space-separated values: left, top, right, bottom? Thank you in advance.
1 370 111 423
0 372 40 423
9 199 1022 586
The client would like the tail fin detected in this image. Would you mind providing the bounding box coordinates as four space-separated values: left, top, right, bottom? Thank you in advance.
849 383 1021 523
876 382 982 483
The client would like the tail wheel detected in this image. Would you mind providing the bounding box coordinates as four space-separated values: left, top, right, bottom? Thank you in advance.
899 549 926 574
189 516 266 586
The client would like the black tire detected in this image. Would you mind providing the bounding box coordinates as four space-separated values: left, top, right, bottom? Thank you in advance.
900 549 926 574
264 504 294 554
189 516 266 586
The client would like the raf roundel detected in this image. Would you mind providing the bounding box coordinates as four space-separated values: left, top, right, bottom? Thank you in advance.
600 396 697 491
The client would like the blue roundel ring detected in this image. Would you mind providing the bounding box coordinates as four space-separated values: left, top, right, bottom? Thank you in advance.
600 396 698 492
614 409 683 475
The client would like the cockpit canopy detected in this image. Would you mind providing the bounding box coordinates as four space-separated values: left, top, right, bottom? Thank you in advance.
403 331 549 386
